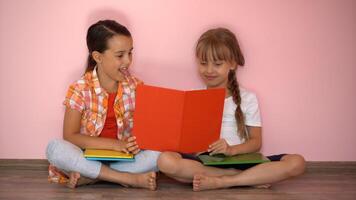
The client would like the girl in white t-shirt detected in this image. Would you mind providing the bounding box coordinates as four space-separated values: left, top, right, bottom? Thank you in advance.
157 28 306 191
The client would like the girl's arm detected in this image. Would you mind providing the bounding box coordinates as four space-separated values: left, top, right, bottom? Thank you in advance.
208 126 262 156
227 126 262 155
63 108 132 153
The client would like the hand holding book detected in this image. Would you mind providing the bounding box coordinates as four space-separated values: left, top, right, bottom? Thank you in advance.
113 136 140 155
208 138 233 156
125 136 140 155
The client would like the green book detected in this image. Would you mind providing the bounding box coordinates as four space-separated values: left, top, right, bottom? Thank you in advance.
198 152 270 166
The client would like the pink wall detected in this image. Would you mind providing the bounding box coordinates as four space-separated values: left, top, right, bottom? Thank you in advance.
0 0 355 160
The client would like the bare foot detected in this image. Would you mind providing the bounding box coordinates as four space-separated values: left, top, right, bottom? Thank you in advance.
67 172 80 188
129 172 157 191
193 174 225 191
253 184 271 189
193 174 272 191
66 172 96 189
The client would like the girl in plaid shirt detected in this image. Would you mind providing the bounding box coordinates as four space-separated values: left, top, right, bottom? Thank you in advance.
157 28 306 191
46 20 160 190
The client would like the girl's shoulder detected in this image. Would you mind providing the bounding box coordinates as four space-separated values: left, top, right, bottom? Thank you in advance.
239 87 256 99
66 72 93 93
239 87 259 106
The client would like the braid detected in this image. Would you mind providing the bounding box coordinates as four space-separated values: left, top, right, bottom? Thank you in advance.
228 70 248 141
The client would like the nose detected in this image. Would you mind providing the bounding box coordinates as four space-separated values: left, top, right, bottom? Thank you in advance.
206 64 214 73
123 53 132 65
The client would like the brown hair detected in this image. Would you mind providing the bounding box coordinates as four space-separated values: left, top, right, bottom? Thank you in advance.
196 28 248 141
85 20 131 73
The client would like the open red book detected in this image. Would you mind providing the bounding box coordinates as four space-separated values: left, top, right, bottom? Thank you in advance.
132 84 225 153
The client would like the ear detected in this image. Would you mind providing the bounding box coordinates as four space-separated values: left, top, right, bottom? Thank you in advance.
230 61 238 71
92 51 102 64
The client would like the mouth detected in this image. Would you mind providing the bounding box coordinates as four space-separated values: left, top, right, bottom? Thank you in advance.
119 67 130 76
204 75 217 81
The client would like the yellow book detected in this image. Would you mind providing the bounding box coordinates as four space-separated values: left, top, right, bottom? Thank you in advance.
84 149 134 161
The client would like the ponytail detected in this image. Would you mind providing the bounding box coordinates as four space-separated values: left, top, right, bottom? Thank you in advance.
86 54 96 73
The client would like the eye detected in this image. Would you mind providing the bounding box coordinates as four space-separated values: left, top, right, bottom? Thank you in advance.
116 54 124 58
200 61 208 65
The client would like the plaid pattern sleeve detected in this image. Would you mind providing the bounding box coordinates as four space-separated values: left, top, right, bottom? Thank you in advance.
63 83 85 113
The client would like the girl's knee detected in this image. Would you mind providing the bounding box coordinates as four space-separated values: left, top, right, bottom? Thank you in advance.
46 139 82 167
142 150 161 161
137 150 161 172
283 154 306 177
109 150 161 173
157 152 181 173
46 139 64 162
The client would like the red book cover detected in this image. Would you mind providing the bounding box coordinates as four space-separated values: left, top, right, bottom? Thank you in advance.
132 85 225 153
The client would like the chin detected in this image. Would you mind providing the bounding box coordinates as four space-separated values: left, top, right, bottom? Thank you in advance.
208 83 225 89
114 74 125 81
206 84 217 88
205 81 217 88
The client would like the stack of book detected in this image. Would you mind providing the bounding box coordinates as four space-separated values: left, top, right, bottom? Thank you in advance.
84 149 135 161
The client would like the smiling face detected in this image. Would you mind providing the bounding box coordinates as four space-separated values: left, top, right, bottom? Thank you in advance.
198 56 235 89
195 28 245 90
93 35 133 82
197 45 236 89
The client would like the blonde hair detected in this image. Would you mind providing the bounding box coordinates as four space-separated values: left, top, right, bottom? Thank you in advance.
196 28 248 141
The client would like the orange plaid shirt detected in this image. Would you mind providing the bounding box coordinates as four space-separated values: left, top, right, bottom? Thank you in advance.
48 68 142 184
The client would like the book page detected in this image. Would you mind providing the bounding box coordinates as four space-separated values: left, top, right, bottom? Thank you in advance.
132 85 185 151
179 88 225 153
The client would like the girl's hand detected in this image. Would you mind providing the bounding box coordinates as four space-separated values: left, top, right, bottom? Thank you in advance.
125 136 141 155
208 139 232 156
113 139 130 154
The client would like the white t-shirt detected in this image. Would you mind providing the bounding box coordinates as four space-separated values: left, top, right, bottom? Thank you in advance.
220 88 261 146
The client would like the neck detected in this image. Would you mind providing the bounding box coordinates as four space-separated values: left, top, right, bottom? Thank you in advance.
225 88 232 98
97 68 118 93
207 86 231 98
